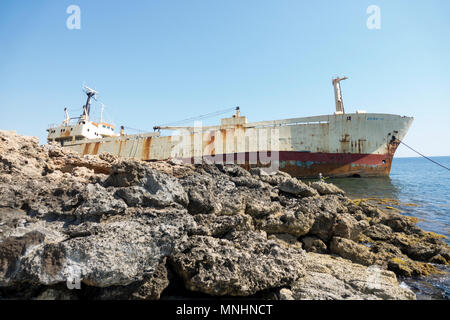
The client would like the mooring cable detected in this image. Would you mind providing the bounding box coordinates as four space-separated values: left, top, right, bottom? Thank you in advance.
122 126 148 133
397 140 450 171
155 106 238 128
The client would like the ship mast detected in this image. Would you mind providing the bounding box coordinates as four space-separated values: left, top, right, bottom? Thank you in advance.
100 103 105 123
63 107 70 126
80 86 98 121
332 76 348 113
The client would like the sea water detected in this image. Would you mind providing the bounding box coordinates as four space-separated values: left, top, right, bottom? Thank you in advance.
329 156 450 300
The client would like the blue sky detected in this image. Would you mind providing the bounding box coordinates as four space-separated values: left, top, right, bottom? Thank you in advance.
1 0 449 157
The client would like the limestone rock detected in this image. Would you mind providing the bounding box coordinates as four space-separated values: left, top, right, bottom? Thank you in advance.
310 181 345 196
301 236 327 253
329 237 377 266
278 178 319 198
292 253 416 300
2 131 448 300
170 232 305 296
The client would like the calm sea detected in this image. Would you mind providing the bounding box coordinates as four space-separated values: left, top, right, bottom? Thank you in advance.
329 156 450 300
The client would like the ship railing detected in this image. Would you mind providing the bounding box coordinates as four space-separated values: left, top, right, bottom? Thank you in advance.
155 117 331 133
243 114 331 128
47 118 80 129
250 121 329 129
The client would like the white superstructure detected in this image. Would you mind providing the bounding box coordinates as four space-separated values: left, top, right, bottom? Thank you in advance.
47 86 119 145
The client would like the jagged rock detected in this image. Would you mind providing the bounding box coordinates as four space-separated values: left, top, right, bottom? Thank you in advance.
331 213 368 241
1 211 196 289
249 168 291 186
191 213 254 237
329 237 377 266
230 175 265 188
245 198 282 218
0 131 45 178
278 178 319 198
115 186 148 207
390 232 449 262
268 233 303 249
181 173 216 214
382 213 423 235
92 259 170 300
363 224 394 241
310 181 345 196
249 167 270 176
0 231 46 285
169 231 305 296
291 253 416 300
1 131 449 300
217 164 251 177
258 209 316 237
301 236 327 253
106 162 188 207
278 288 294 300
73 184 127 218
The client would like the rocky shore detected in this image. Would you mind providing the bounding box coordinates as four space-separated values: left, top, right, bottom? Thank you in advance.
0 130 448 300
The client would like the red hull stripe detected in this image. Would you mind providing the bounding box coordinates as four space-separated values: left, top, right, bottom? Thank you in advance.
278 151 387 165
185 151 388 166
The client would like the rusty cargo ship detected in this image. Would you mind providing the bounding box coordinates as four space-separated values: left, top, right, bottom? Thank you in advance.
47 77 414 178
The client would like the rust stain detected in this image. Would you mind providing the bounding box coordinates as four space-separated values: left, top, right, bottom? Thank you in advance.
357 139 366 154
340 134 350 142
92 142 101 155
118 140 125 157
141 137 152 160
209 134 215 156
82 143 91 155
220 129 227 139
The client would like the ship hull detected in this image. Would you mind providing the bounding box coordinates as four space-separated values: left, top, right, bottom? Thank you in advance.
61 113 413 178
186 150 396 178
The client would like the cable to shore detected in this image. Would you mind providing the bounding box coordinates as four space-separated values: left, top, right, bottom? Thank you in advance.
398 140 450 171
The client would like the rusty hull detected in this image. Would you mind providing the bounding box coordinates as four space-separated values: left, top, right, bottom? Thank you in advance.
63 113 413 178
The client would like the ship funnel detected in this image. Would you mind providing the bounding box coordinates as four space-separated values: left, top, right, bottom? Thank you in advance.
332 76 348 114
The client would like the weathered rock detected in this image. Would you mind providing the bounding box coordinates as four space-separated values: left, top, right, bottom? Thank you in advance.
278 288 294 300
310 181 345 196
106 161 188 207
331 213 368 241
291 253 416 300
268 233 303 250
73 184 127 218
382 213 423 235
245 198 282 218
2 131 448 300
92 259 170 300
258 209 316 237
0 231 46 285
363 224 394 241
329 237 377 266
169 231 305 296
301 236 327 253
278 178 319 198
190 213 254 237
1 210 196 290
